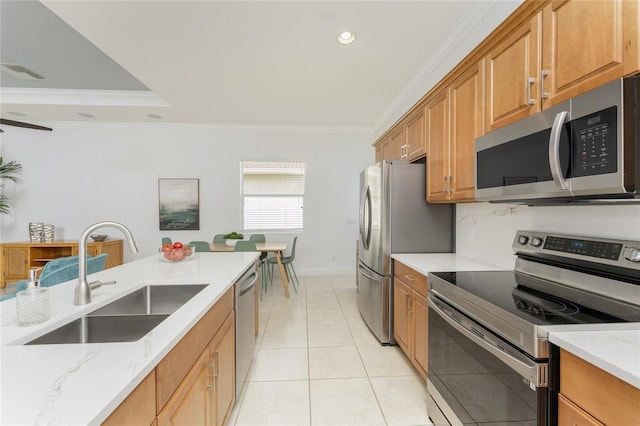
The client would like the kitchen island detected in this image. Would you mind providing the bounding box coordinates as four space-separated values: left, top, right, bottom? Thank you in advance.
0 252 258 425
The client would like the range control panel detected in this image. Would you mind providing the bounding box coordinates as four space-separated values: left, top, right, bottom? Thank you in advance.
513 230 640 267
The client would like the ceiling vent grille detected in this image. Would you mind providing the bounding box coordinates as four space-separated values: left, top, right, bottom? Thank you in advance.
0 63 47 80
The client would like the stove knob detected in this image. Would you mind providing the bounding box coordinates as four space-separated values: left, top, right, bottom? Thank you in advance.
518 235 529 245
531 237 543 247
623 247 640 263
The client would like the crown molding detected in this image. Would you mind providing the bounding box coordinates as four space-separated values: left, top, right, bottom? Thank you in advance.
0 87 169 107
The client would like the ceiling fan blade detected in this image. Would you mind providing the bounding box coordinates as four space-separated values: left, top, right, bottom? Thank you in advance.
0 118 53 132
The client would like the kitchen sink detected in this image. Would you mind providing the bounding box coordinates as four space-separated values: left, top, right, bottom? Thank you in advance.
25 314 170 344
89 284 208 316
24 284 208 345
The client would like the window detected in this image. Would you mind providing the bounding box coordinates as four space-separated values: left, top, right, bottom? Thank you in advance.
242 161 305 231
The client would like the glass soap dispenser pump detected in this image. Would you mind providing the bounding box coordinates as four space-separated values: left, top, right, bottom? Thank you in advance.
16 267 50 327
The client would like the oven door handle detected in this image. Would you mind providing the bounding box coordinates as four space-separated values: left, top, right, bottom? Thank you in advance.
428 293 547 387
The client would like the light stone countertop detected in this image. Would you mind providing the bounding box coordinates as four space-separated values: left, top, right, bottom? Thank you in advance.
391 252 508 275
391 252 640 389
0 252 258 425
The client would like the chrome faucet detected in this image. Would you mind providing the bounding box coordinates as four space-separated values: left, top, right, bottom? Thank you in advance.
74 221 139 305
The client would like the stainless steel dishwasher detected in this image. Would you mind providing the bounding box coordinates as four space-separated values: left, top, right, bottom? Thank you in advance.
235 265 258 398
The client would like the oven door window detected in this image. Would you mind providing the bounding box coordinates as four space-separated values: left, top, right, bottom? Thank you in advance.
428 305 543 425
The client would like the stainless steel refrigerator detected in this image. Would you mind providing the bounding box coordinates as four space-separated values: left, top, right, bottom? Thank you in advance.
358 160 453 344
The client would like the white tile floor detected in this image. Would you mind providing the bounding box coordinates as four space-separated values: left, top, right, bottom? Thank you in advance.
228 274 433 426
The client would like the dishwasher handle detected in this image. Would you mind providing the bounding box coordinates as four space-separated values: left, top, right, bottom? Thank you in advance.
238 271 258 297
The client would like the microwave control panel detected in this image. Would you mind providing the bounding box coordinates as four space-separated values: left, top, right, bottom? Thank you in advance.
571 106 617 177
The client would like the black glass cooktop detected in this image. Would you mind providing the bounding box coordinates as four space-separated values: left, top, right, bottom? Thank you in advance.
431 270 640 326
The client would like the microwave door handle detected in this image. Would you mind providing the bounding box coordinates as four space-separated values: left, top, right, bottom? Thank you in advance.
549 110 570 190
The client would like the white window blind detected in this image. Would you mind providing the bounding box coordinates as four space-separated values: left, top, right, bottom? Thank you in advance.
242 161 305 231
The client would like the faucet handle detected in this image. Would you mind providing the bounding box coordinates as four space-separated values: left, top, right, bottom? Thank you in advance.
88 280 117 290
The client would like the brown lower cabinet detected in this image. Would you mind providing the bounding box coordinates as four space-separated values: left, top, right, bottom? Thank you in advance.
393 260 428 380
558 349 640 425
102 286 235 426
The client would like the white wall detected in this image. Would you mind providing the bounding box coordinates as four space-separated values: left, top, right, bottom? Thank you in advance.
0 123 373 274
456 202 640 269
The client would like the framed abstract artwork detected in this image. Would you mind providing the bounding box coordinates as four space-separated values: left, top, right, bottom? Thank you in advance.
158 178 200 230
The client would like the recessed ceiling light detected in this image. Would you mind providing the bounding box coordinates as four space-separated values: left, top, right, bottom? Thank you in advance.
337 31 356 45
147 113 163 119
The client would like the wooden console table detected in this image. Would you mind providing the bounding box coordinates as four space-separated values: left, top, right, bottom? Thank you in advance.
0 240 123 288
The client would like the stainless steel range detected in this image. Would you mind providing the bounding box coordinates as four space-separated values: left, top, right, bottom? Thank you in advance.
426 230 640 426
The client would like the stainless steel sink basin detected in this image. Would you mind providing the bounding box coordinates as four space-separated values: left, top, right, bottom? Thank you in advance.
24 284 208 345
26 314 170 345
88 284 208 316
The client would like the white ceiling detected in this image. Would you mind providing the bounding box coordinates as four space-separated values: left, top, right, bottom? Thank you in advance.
0 1 518 131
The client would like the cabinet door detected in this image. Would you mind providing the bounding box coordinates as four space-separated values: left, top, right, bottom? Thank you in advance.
99 240 124 269
375 142 385 163
412 292 428 381
209 313 235 426
388 126 406 160
485 12 541 132
405 107 426 161
158 349 211 426
542 0 626 108
2 246 29 283
393 278 411 355
450 61 484 202
426 89 450 202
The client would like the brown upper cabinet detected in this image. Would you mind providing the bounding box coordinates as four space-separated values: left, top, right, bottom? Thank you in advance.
487 0 639 132
427 61 483 202
374 0 639 200
405 108 426 161
485 12 541 132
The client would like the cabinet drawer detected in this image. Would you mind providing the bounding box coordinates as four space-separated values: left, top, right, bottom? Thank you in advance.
558 394 604 426
393 261 427 297
156 286 233 411
560 349 640 425
102 371 156 426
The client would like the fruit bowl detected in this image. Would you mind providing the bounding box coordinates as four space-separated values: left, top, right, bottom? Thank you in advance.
160 244 195 263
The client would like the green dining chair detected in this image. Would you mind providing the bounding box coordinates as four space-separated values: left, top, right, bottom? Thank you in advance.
235 240 269 299
189 241 211 252
249 234 268 260
213 234 226 243
161 237 172 245
268 236 299 293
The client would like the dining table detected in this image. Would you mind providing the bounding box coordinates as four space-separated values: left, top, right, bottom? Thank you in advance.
210 241 291 298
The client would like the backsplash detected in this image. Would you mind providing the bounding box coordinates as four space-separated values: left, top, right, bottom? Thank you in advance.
456 202 640 269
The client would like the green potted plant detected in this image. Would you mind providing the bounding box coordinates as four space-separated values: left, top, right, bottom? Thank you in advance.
223 231 244 246
0 156 22 215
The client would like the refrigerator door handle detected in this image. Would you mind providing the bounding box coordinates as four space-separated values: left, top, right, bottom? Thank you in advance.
359 185 372 250
358 263 379 282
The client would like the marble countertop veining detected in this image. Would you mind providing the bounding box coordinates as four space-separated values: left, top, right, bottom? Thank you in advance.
0 252 258 425
391 252 640 390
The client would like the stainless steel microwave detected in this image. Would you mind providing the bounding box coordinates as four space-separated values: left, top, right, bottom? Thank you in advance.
475 77 639 204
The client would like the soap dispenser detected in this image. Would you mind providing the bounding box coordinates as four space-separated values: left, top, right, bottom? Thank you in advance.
16 268 50 327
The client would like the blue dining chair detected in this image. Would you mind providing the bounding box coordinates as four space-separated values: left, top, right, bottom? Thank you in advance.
161 237 172 246
1 254 109 301
213 234 226 243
